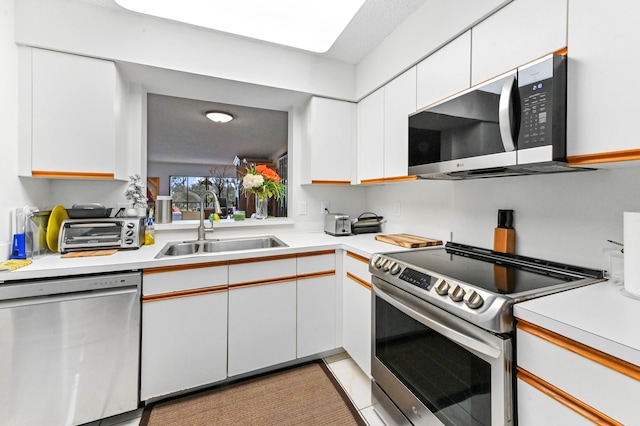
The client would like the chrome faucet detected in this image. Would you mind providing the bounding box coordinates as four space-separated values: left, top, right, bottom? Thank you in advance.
198 190 223 240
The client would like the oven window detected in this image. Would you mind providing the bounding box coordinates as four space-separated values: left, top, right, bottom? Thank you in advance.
376 297 491 426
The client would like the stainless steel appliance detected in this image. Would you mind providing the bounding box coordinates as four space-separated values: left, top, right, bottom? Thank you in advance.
408 53 588 179
59 217 146 253
324 213 352 236
370 242 603 425
0 271 141 426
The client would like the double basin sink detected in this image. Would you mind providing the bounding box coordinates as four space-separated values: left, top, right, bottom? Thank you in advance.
155 235 288 258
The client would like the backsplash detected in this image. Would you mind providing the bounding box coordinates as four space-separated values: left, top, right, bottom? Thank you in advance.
365 166 640 269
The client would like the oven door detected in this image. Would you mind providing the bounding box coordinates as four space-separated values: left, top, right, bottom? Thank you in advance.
371 277 513 426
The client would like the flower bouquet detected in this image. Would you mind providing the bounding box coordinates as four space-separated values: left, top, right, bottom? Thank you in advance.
240 162 286 219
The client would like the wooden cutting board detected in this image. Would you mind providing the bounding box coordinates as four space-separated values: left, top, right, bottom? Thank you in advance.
375 234 442 248
61 249 118 258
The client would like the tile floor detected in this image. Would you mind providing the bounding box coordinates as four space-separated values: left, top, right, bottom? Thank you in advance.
91 352 386 426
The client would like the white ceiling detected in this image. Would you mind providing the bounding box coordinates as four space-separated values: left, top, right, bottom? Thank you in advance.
79 0 427 167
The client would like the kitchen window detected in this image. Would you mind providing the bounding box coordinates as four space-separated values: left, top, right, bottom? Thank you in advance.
169 176 238 212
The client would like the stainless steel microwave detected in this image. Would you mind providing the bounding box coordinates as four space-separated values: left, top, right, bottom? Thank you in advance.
408 53 584 179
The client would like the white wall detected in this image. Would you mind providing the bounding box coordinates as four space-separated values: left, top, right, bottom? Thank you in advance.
365 167 640 269
0 0 50 256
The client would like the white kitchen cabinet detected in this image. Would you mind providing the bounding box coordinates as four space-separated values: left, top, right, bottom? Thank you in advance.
565 1 640 165
301 96 356 185
383 67 416 179
343 251 372 376
416 31 471 109
357 67 416 184
471 0 567 85
228 255 297 376
357 88 385 183
18 47 126 179
297 251 338 358
516 320 638 425
140 262 228 400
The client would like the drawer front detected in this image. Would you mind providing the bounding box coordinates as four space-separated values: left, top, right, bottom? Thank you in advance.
345 251 370 283
517 325 639 424
297 251 336 275
229 256 296 285
143 263 227 296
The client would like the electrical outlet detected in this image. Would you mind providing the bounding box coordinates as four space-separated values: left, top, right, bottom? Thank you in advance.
393 202 401 216
298 201 307 215
320 201 330 214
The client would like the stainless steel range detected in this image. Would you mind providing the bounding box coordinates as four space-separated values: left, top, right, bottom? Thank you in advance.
369 242 603 426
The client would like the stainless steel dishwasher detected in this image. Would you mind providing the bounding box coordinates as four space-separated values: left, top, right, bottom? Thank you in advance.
0 271 141 426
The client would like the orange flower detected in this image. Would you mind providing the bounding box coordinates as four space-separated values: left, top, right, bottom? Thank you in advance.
256 165 281 184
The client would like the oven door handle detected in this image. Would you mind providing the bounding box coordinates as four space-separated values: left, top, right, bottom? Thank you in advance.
373 280 502 359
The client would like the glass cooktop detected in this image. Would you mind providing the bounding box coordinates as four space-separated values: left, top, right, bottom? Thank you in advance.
384 243 602 295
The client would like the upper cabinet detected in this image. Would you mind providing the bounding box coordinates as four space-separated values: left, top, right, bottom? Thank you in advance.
383 68 417 180
301 97 356 185
357 67 417 184
356 88 384 183
18 47 127 179
417 31 471 110
565 1 640 166
471 0 567 85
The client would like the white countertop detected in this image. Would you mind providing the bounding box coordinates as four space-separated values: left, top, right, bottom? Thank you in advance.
514 281 640 367
0 231 411 283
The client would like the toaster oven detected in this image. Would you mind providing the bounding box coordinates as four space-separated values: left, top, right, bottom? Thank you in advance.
59 218 145 253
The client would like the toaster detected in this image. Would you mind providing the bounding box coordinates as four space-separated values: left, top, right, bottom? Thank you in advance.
324 213 351 236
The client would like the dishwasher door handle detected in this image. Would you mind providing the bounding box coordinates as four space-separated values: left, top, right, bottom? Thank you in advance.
0 286 138 309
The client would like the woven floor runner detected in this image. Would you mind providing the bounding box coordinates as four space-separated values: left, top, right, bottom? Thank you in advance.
140 361 367 426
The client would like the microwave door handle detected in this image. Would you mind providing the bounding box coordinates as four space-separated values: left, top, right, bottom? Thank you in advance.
498 74 517 152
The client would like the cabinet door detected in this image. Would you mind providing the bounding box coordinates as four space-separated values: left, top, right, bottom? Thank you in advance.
566 1 640 161
228 280 297 376
471 0 567 84
29 48 117 178
141 264 228 400
357 88 385 183
297 275 337 358
384 67 416 179
343 252 372 376
228 256 297 376
417 31 471 109
297 252 338 358
141 289 227 400
517 378 594 426
304 97 356 184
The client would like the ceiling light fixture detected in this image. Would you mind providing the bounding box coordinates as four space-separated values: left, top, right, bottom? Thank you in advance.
114 0 366 53
205 111 234 123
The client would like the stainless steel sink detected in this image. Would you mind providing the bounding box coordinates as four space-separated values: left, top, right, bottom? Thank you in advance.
155 236 288 258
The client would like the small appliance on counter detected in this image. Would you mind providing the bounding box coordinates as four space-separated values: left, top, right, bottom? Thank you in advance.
324 212 351 236
58 217 145 253
351 212 384 234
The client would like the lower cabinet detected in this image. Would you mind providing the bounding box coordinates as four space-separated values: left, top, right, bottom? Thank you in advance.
343 251 372 376
141 262 228 400
297 251 339 358
228 255 297 376
516 319 639 425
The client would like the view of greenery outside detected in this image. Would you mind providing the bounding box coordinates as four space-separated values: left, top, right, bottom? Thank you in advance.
169 176 238 212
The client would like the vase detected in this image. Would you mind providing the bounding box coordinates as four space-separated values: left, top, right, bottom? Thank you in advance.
255 194 268 220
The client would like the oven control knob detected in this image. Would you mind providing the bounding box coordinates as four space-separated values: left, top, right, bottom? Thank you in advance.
383 260 394 272
374 256 386 269
434 280 450 295
448 284 465 302
463 290 484 309
390 263 401 275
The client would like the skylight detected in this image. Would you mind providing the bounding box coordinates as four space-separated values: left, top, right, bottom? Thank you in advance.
114 0 367 53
